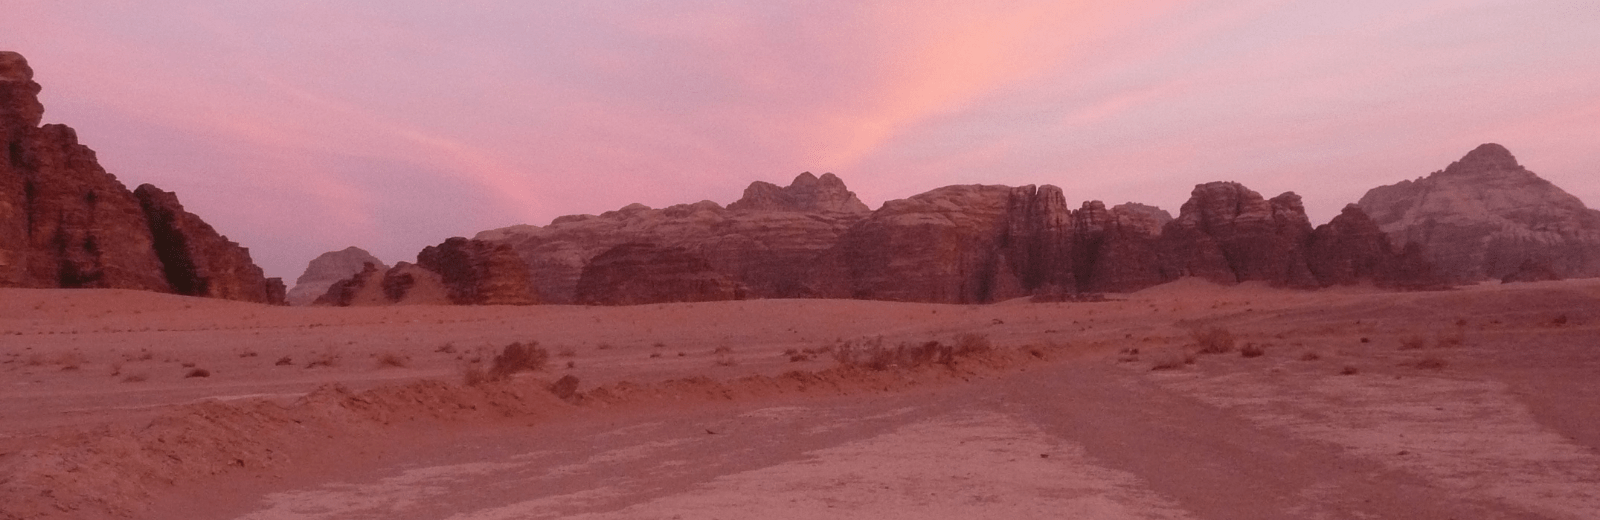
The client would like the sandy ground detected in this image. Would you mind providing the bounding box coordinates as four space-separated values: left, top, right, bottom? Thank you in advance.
2 278 1598 519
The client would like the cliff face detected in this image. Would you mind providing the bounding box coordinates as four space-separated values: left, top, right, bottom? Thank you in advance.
573 243 746 305
1358 143 1600 281
416 237 538 305
479 172 869 303
287 247 386 305
1157 183 1318 287
0 51 281 303
312 261 449 306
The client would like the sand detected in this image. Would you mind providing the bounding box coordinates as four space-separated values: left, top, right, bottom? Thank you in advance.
2 278 1598 519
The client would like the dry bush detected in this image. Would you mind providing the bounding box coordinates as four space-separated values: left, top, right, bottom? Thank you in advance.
954 333 993 355
24 353 45 367
556 347 577 358
714 355 738 367
1191 327 1235 354
484 341 549 381
375 352 411 368
833 337 964 371
435 343 458 354
549 374 581 400
712 346 733 355
121 373 149 383
596 343 615 350
1300 351 1321 361
461 365 487 386
1239 343 1266 358
1340 366 1359 375
184 368 211 378
56 352 86 371
1398 335 1427 350
274 356 293 366
304 349 341 369
1435 330 1465 348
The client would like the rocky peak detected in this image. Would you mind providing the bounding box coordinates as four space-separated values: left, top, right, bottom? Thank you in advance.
416 237 538 305
1443 143 1521 175
0 51 44 135
286 246 386 305
728 172 870 213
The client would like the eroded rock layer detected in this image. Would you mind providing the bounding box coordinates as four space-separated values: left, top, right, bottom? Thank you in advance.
1 51 281 303
417 237 538 305
574 243 746 305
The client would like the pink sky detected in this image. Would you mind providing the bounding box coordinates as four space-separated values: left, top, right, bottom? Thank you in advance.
5 1 1598 281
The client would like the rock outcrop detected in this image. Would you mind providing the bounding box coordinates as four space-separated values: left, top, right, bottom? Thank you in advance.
1 51 281 303
479 172 870 303
574 243 746 305
312 261 449 306
135 184 284 303
1156 183 1317 287
1306 204 1439 288
417 237 538 305
1359 143 1600 281
287 247 386 305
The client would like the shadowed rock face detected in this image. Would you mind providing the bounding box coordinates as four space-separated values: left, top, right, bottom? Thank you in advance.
1157 183 1317 287
417 237 538 305
1307 205 1440 288
1359 143 1600 281
574 243 746 305
287 247 386 305
136 184 284 304
1 51 281 303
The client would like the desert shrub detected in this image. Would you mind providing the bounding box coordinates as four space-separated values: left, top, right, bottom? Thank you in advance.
954 334 993 355
239 350 258 358
1191 327 1235 354
1339 366 1359 375
305 348 341 369
55 352 86 371
712 346 733 355
1300 351 1321 361
375 352 410 368
557 347 577 358
596 343 614 350
1398 335 1427 350
549 374 581 400
122 373 148 383
461 365 487 386
275 356 293 366
184 368 211 378
1435 330 1465 348
1240 343 1265 358
714 354 738 367
649 352 662 358
435 343 457 354
485 341 549 381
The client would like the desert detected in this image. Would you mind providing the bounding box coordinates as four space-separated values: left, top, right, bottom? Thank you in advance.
6 4 1600 519
4 277 1599 519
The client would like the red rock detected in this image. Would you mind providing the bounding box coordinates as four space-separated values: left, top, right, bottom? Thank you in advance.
136 184 285 304
1158 183 1317 287
313 261 448 306
417 237 538 305
1306 204 1440 288
287 247 386 305
573 243 746 305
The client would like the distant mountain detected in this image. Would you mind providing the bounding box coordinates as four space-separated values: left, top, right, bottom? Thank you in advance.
1 51 283 303
286 247 385 305
1358 144 1600 281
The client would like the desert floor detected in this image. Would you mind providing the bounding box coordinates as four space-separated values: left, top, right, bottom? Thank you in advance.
2 278 1598 519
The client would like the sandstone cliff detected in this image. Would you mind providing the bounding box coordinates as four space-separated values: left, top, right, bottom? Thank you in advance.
1358 143 1600 281
417 237 538 305
312 261 449 306
574 243 746 305
478 172 869 303
287 247 386 305
1 51 281 303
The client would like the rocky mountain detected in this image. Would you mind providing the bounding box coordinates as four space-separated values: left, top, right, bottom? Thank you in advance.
287 247 386 305
1358 143 1600 281
312 261 449 306
477 172 870 303
0 51 283 303
574 243 746 305
416 237 538 305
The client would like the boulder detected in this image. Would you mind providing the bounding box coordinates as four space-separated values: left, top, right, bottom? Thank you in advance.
574 243 746 305
1359 143 1600 281
287 247 386 305
417 237 538 305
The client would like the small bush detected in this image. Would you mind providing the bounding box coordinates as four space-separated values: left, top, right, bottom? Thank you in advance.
485 341 549 381
1240 343 1265 358
1398 335 1427 350
375 352 410 368
556 347 577 358
275 356 293 366
122 373 149 383
185 368 211 378
714 355 738 367
1340 366 1359 375
435 343 458 354
305 349 341 369
1300 352 1321 361
1192 327 1235 354
1435 331 1465 348
1410 356 1447 370
549 374 580 400
954 334 992 355
461 365 487 386
1149 350 1189 371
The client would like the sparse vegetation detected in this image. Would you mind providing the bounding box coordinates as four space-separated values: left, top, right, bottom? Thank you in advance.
478 341 549 382
305 349 341 369
1398 335 1427 350
1409 356 1448 370
1149 349 1191 371
121 373 148 383
1300 351 1321 361
375 352 411 368
275 356 293 366
184 368 211 378
1240 343 1266 358
1191 327 1235 354
1435 330 1465 348
435 343 457 354
832 336 978 371
557 347 577 358
1340 366 1359 375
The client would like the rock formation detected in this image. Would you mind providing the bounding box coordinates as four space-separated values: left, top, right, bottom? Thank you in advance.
312 261 449 306
0 51 282 303
136 184 285 303
287 247 386 305
1359 144 1600 281
1156 183 1318 287
417 237 538 305
574 243 746 305
1306 205 1439 288
478 172 869 303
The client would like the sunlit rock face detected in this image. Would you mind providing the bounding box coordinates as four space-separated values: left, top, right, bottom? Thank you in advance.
478 172 870 303
1 51 282 303
1359 143 1600 281
574 243 746 305
288 247 386 305
417 237 539 305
